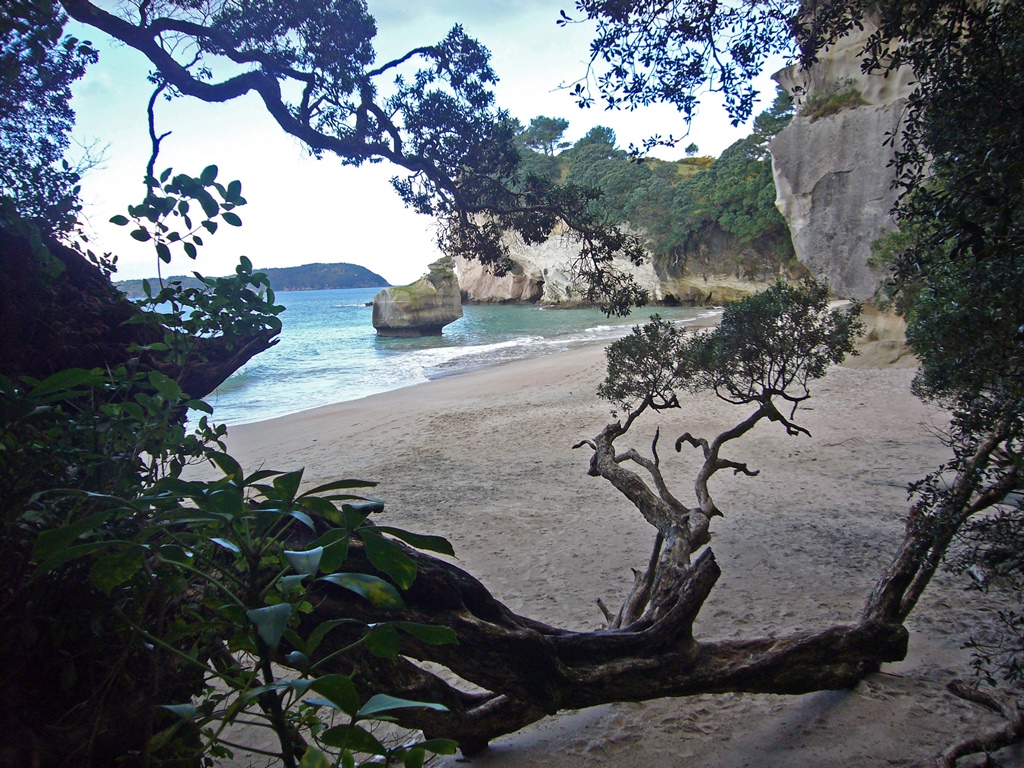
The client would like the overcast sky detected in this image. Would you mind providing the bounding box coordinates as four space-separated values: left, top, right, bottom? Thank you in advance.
67 2 786 285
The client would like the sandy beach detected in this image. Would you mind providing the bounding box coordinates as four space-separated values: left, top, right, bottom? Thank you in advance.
222 325 1021 768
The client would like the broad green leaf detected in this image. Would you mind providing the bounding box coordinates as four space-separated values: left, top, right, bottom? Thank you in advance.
346 499 385 515
273 469 304 504
246 604 293 651
130 228 152 242
109 214 129 226
155 242 171 263
278 574 307 597
287 509 316 530
199 164 218 184
205 487 244 519
320 723 387 755
32 511 114 563
356 694 448 719
319 539 350 574
305 618 355 655
359 531 417 590
29 367 102 397
209 537 239 553
298 747 331 768
394 621 458 646
284 547 322 575
297 495 342 525
245 469 283 484
364 624 401 658
226 179 243 200
284 651 310 673
196 189 219 217
208 452 243 483
403 747 425 768
183 241 197 259
375 527 455 557
222 211 242 226
414 738 459 755
318 573 403 609
309 673 359 715
91 546 144 593
148 370 182 401
298 478 376 498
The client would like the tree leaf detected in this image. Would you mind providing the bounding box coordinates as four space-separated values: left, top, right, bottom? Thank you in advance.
109 214 129 226
356 693 448 719
284 547 322 575
309 673 359 715
298 478 377 498
222 211 242 226
90 546 144 593
359 530 417 590
273 469 303 504
375 526 455 557
298 748 331 768
364 624 401 658
246 604 293 651
130 228 152 242
319 723 387 755
278 574 307 597
393 621 458 646
199 164 218 184
318 573 403 609
413 738 459 755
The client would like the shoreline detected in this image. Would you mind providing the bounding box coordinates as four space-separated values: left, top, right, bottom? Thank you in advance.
220 329 1016 768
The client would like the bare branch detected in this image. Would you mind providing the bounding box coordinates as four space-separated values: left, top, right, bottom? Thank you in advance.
939 680 1024 768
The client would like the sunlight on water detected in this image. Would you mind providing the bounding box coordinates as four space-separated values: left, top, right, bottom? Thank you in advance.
201 287 717 426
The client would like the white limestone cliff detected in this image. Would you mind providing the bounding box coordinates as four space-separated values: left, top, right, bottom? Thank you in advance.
770 26 915 299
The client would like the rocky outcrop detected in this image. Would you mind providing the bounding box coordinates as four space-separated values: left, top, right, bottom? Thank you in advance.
455 227 778 307
770 26 915 300
372 260 463 336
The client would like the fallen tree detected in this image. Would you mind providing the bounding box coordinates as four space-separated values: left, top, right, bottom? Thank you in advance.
274 282 1020 758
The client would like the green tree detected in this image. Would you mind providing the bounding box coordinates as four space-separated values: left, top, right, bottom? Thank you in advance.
519 115 571 156
1 0 97 232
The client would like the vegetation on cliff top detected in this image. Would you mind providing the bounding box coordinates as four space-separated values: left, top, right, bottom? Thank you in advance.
513 88 797 283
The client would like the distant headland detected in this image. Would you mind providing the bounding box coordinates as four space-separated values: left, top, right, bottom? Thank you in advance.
115 262 390 297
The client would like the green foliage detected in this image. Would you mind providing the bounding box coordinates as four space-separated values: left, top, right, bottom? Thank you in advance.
112 165 248 264
557 89 796 278
600 280 862 419
34 455 457 767
565 0 797 131
134 255 285 357
799 78 867 122
518 115 571 156
0 0 97 233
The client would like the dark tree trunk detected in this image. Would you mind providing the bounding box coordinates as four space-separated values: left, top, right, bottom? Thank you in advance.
0 222 275 398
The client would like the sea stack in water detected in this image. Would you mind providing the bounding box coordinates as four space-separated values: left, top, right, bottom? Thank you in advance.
372 258 463 337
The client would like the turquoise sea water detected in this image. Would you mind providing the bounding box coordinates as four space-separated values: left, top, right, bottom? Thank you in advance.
204 287 719 426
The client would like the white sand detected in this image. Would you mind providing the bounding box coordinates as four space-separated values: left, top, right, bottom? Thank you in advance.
222 335 1021 768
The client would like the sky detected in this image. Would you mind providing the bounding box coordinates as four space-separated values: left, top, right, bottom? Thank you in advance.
67 1 787 285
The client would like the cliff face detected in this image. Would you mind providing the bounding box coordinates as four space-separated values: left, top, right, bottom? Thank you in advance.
455 229 665 306
770 27 915 300
456 227 779 307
